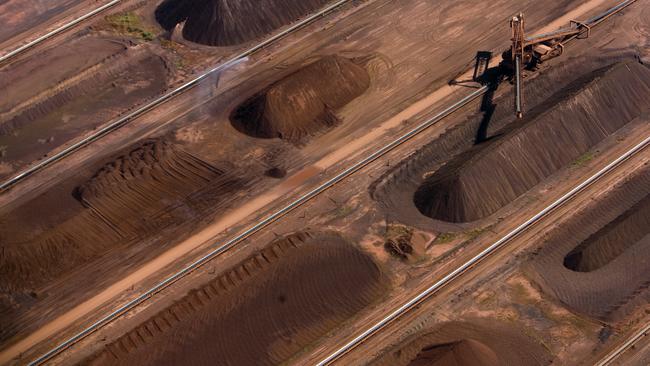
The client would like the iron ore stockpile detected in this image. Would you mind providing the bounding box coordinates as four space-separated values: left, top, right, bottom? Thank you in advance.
373 56 650 227
531 165 650 322
85 232 386 366
413 61 650 223
0 1 649 366
155 0 332 46
231 55 370 142
0 139 239 307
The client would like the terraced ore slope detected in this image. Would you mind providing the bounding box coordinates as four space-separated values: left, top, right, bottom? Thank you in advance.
370 320 550 366
414 62 650 223
530 164 650 321
84 232 387 366
231 55 370 142
155 0 332 46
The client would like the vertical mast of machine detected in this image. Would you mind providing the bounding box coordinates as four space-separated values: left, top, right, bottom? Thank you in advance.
510 13 525 119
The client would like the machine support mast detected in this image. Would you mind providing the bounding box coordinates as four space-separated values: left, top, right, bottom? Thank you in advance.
510 13 525 119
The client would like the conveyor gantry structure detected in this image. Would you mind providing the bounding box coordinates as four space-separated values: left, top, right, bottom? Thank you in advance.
508 0 637 119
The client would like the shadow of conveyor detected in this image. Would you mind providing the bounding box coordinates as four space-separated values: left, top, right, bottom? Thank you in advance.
473 51 510 144
448 51 512 145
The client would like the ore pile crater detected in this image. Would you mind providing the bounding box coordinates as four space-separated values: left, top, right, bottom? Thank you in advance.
230 55 370 142
85 231 387 366
563 195 650 272
530 165 650 321
371 320 550 366
155 0 331 46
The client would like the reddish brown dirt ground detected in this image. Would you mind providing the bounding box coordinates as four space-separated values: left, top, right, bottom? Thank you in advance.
0 0 83 43
530 164 650 322
371 320 550 366
230 55 370 142
83 231 387 366
0 35 170 179
155 0 332 46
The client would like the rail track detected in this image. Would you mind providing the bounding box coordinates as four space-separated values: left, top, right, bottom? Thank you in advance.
0 0 356 192
596 322 650 366
0 0 121 64
316 134 650 366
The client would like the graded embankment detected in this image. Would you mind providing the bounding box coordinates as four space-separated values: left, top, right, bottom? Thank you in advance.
530 165 650 321
85 232 387 366
231 55 369 142
155 0 331 46
371 320 550 366
413 62 650 223
0 140 232 295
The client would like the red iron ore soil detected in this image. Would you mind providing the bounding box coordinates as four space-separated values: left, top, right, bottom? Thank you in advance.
83 231 387 366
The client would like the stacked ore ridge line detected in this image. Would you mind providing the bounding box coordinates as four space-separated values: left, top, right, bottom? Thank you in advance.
155 0 332 46
85 231 387 366
414 61 650 223
231 55 370 142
